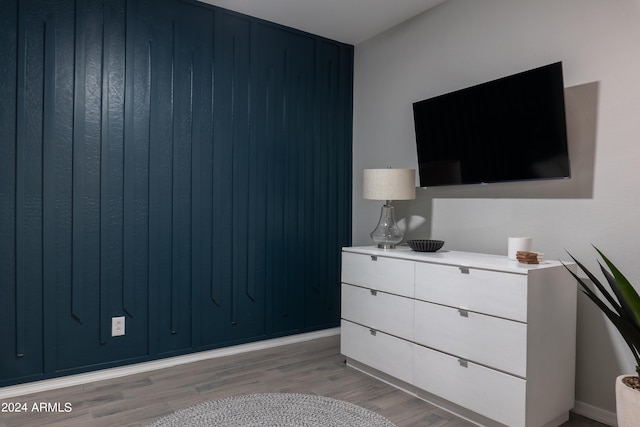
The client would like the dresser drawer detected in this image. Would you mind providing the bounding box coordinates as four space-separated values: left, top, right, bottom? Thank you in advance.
342 252 414 297
342 284 413 341
414 345 526 427
414 262 527 322
341 320 413 384
414 300 527 377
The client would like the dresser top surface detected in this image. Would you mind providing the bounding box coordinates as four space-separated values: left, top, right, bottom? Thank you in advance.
342 246 570 274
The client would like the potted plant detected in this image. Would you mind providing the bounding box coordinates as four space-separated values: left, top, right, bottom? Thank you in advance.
565 247 640 426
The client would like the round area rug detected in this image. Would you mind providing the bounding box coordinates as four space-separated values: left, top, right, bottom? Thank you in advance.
148 393 395 427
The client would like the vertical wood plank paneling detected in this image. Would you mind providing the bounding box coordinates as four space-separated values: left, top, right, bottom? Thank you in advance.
211 12 240 338
147 15 175 353
206 11 267 345
78 0 104 357
231 18 264 339
124 14 152 351
13 0 31 361
16 0 48 370
302 37 318 325
147 33 159 355
190 9 215 346
71 0 104 350
148 0 211 354
217 29 234 321
121 0 151 347
1 0 352 386
254 24 320 336
289 36 315 332
0 0 20 376
304 40 351 328
282 48 293 323
337 44 354 279
99 0 127 345
324 45 341 321
40 3 75 374
71 0 88 325
266 56 285 328
171 18 194 342
41 13 58 373
169 19 179 337
331 44 354 321
324 44 338 316
57 0 147 371
228 33 239 327
258 28 288 334
148 6 177 353
122 0 137 318
338 46 353 247
305 41 325 324
288 54 311 330
246 19 268 338
232 32 250 311
99 1 111 345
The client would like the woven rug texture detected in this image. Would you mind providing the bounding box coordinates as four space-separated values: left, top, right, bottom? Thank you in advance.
148 392 396 426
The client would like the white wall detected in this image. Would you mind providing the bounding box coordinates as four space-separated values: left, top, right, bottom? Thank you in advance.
353 0 640 421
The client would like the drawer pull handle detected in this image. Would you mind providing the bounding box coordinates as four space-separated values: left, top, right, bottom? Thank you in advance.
458 359 468 368
458 309 469 317
459 267 470 274
370 329 377 336
370 290 377 296
371 256 378 261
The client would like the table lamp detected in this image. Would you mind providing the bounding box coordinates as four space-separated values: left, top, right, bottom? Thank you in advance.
363 168 416 249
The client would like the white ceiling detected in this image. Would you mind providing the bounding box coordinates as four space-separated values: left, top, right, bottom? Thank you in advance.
197 0 447 45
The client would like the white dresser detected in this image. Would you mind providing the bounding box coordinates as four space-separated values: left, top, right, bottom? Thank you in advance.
340 246 577 427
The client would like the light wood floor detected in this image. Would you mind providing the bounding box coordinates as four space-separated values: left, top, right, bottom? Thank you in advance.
0 335 609 427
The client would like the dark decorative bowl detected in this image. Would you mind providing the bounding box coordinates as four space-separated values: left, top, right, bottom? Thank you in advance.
407 239 445 252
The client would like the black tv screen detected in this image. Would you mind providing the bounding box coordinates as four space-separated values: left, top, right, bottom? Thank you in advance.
413 62 570 187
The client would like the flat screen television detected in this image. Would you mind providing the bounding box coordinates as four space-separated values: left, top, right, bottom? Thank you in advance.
412 62 570 187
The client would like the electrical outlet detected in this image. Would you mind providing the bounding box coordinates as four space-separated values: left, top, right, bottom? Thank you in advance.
112 316 125 337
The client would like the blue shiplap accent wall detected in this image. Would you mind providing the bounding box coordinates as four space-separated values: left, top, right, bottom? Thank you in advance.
0 0 353 386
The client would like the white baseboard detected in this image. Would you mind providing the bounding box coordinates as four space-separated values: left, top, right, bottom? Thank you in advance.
0 327 340 400
573 400 617 426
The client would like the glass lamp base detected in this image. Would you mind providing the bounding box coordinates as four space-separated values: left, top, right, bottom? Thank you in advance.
377 242 398 249
370 203 403 249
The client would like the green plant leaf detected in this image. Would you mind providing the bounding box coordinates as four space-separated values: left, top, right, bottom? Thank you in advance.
599 262 640 331
595 246 640 330
577 286 640 365
565 253 622 314
564 248 640 371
